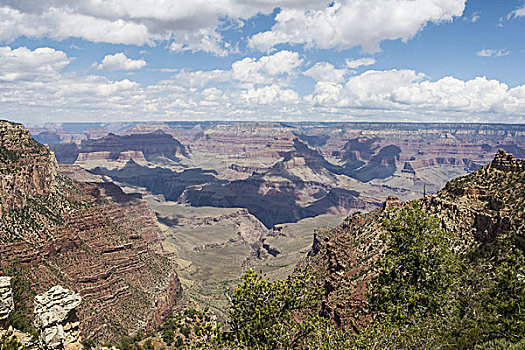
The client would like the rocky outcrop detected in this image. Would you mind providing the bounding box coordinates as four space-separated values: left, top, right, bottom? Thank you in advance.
0 276 14 322
34 286 82 350
491 148 525 172
0 121 58 213
383 196 401 210
305 150 525 331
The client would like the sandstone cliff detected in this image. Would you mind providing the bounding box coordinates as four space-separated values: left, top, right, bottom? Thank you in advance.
0 121 57 213
0 121 182 342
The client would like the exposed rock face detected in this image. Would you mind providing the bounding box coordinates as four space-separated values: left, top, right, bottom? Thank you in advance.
51 130 190 164
0 276 14 322
0 120 57 213
305 150 525 331
34 286 82 350
32 122 525 233
491 148 525 172
0 121 182 342
383 196 401 210
92 139 378 228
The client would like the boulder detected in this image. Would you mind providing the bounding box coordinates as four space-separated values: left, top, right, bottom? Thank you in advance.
34 286 82 350
0 276 14 322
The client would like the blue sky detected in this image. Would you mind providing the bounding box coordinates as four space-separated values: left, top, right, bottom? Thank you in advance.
1 0 524 124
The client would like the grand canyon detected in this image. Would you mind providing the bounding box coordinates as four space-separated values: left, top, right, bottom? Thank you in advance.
1 1 525 348
1 119 524 349
18 121 525 321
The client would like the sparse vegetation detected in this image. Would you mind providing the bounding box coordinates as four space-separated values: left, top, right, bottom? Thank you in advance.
1 263 38 340
0 330 27 350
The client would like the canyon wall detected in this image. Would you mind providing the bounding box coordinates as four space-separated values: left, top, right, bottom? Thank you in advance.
0 121 182 342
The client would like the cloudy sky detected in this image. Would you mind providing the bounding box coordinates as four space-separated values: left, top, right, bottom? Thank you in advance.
1 0 525 124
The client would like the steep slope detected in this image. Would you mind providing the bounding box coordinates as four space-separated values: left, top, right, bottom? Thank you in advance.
305 150 524 330
0 121 181 342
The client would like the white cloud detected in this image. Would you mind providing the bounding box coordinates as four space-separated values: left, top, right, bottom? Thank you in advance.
464 11 480 23
241 85 299 105
0 46 146 121
471 11 481 22
308 69 525 119
476 49 510 57
303 62 347 83
0 7 151 45
0 0 319 56
164 69 230 89
169 30 231 56
1 47 524 123
506 5 525 20
231 50 303 85
499 5 525 26
0 1 465 56
249 0 466 53
95 53 147 71
157 50 303 89
0 46 72 82
345 57 377 69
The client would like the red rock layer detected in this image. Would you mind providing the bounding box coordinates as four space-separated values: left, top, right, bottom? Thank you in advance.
1 121 182 343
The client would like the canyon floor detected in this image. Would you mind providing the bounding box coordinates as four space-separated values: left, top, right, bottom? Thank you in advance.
148 197 345 318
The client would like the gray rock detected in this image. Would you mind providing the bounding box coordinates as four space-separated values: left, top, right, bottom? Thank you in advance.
34 286 82 350
0 276 14 321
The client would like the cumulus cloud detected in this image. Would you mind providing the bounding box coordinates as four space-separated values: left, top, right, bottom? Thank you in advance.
476 49 509 57
169 30 231 56
303 62 347 83
0 7 151 45
0 46 72 82
163 69 230 89
0 48 306 122
0 45 145 121
308 69 525 119
345 57 376 69
95 53 146 71
0 0 465 56
0 0 320 56
1 47 524 123
249 0 466 52
231 50 303 85
241 85 300 105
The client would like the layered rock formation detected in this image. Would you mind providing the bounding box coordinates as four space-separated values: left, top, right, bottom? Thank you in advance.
30 122 525 232
34 286 82 350
0 121 182 342
305 150 525 330
0 277 13 322
0 121 57 213
51 130 190 164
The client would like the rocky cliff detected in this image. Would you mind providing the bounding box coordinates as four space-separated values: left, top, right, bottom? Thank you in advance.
305 150 525 331
0 121 57 213
0 121 182 342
